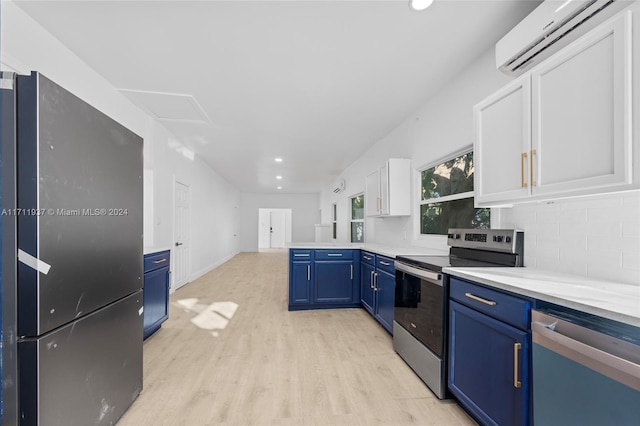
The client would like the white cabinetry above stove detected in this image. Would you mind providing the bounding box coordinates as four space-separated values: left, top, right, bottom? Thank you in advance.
475 6 640 207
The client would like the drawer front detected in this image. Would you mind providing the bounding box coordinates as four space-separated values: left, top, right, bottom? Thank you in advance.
376 255 395 274
291 249 313 261
144 250 170 273
450 277 530 330
361 251 376 265
315 249 354 260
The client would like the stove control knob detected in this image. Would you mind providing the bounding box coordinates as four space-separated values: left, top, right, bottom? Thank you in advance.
493 235 504 242
505 236 512 243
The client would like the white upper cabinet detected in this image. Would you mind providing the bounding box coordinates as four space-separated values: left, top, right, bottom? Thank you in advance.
475 7 639 207
474 76 531 205
365 158 411 217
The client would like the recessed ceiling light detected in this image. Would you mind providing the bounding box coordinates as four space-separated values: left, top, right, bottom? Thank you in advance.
409 0 434 11
277 186 282 190
274 157 283 163
276 175 283 180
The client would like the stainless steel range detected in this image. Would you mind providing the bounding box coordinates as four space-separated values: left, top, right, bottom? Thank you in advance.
393 228 524 399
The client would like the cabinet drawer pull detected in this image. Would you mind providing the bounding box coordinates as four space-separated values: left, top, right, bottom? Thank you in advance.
363 256 372 261
464 292 496 306
294 254 309 257
327 253 343 257
153 258 167 264
379 261 391 266
521 152 528 188
513 342 522 388
307 265 310 281
530 149 536 187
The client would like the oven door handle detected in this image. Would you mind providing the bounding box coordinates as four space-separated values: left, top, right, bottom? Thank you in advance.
395 262 442 285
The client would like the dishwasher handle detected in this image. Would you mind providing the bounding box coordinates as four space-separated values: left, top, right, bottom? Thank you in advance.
532 310 640 392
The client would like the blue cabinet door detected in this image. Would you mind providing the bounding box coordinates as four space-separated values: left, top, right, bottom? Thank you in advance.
143 266 169 339
360 262 375 315
290 262 312 305
374 269 395 334
449 300 530 426
314 262 353 303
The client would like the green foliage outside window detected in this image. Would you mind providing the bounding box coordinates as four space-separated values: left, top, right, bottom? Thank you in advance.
420 151 490 235
351 195 364 243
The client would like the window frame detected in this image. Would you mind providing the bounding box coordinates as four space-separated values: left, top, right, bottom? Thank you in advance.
331 202 337 240
349 193 365 243
415 146 489 237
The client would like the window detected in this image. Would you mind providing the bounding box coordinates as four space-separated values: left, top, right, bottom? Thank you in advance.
419 150 490 235
350 194 364 243
332 203 337 239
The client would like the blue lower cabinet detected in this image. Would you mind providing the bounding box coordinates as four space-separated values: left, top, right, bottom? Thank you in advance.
315 262 354 303
374 269 395 334
360 261 376 315
359 253 396 334
448 277 531 426
143 250 170 340
288 249 360 310
290 261 312 304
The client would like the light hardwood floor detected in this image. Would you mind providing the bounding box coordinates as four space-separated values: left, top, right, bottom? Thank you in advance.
118 250 477 426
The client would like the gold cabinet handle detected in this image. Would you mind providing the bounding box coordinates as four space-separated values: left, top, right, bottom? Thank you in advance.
307 265 310 281
530 149 536 187
521 152 528 188
513 342 522 388
464 292 497 306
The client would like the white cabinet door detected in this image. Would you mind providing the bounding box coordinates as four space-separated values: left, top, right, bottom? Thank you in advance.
380 162 390 215
531 11 633 196
474 76 531 206
365 159 411 217
385 158 411 216
365 169 381 217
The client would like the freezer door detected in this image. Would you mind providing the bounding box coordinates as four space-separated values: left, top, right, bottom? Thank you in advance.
19 290 143 426
16 72 143 337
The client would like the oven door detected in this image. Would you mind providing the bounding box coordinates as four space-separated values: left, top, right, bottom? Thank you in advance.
394 262 444 357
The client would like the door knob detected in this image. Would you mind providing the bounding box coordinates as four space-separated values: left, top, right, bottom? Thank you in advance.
175 242 183 246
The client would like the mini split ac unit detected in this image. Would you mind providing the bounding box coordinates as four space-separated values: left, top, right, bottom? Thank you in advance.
496 0 631 75
333 179 346 194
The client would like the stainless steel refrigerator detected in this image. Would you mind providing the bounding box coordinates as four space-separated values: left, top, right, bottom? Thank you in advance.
1 71 143 425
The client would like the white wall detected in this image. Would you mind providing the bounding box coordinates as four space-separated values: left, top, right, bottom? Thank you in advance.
320 47 640 285
1 1 240 288
240 193 319 252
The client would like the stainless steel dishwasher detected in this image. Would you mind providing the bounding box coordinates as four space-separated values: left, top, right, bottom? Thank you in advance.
531 309 640 426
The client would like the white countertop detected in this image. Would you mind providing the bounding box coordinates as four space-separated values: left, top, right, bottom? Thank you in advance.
444 267 640 327
143 246 172 255
287 242 447 258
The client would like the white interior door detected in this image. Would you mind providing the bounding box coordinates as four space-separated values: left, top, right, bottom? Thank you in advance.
173 181 190 290
269 210 286 248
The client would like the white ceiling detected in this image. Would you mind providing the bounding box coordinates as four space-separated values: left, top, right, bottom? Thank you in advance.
14 0 541 193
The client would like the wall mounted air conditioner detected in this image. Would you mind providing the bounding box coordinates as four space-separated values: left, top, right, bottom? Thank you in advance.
496 0 631 75
333 179 346 194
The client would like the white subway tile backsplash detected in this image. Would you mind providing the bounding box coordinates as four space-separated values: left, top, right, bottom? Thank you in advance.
498 191 640 286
